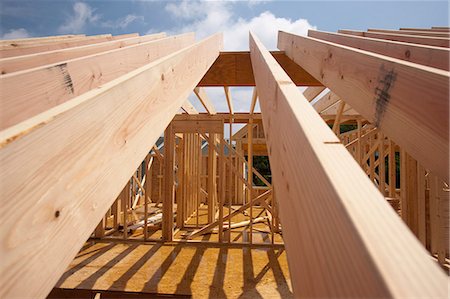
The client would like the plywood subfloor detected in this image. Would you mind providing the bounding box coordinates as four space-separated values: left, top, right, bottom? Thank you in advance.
55 241 292 298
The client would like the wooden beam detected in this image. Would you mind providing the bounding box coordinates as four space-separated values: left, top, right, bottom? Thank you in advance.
313 91 340 113
303 86 326 101
332 101 346 134
250 31 446 298
0 32 166 74
181 100 198 114
174 112 262 123
308 30 450 71
279 31 449 181
0 34 85 46
367 28 450 37
338 29 450 48
1 33 194 130
223 86 234 114
0 34 136 58
400 27 450 32
249 87 258 114
194 87 216 114
0 33 222 299
0 34 91 49
198 51 322 86
163 123 175 241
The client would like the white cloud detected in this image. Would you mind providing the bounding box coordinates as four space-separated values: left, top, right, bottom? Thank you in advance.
163 0 316 113
1 28 31 39
163 0 316 50
101 14 144 29
58 2 100 33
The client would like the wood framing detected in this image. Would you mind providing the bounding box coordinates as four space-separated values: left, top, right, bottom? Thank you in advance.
303 86 326 101
308 30 450 70
278 31 449 181
194 87 216 114
0 33 136 58
250 31 446 298
338 29 450 48
0 33 222 298
0 32 166 74
1 33 195 130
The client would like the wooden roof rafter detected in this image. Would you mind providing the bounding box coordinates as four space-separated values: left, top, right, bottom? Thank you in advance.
338 29 450 48
223 86 234 114
0 32 194 130
0 32 223 299
0 32 167 74
279 30 449 181
194 87 217 114
308 30 450 70
250 30 447 298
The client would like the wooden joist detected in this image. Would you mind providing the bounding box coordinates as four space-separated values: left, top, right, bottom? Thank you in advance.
250 31 446 298
194 87 216 114
0 32 166 74
0 33 195 130
367 28 450 37
278 31 449 182
303 86 326 101
0 34 85 46
198 51 322 86
181 100 199 114
223 86 234 114
338 29 450 48
0 33 137 58
313 91 340 113
400 27 450 32
308 30 450 70
0 33 222 299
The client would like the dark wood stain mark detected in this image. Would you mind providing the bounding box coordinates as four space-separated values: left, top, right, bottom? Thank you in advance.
374 66 397 127
56 63 74 94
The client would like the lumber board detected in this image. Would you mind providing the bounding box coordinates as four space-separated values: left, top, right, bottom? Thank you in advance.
0 33 222 298
173 113 263 123
0 33 194 130
0 33 166 74
0 34 134 58
278 31 449 182
0 34 85 46
198 51 322 86
303 86 326 101
223 86 234 114
171 120 223 133
308 30 450 71
367 28 450 37
313 91 340 113
249 87 258 113
163 124 175 241
338 29 450 48
401 27 450 32
250 31 447 298
194 87 216 114
0 34 95 50
181 100 198 114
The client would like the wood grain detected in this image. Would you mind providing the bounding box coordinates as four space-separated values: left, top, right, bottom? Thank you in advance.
279 31 449 182
0 33 222 299
309 30 450 70
0 33 166 74
250 31 447 298
0 33 194 131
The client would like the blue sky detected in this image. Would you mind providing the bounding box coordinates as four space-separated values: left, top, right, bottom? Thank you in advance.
1 0 448 118
1 1 448 49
